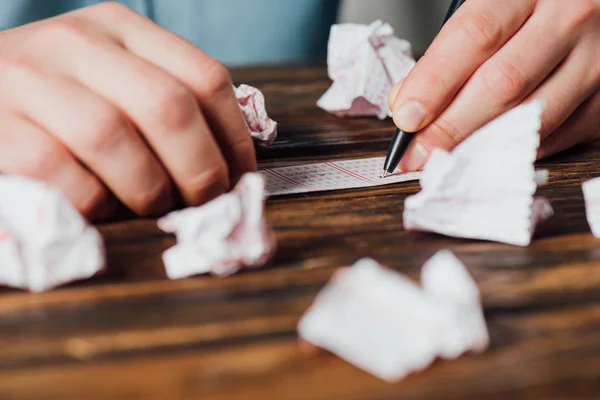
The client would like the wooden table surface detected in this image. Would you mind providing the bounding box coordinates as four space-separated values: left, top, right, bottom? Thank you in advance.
2 65 600 399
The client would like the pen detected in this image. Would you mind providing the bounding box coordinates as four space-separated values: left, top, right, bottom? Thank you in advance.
382 0 467 177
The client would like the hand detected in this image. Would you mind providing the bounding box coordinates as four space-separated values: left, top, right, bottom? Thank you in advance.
0 2 256 220
388 0 600 171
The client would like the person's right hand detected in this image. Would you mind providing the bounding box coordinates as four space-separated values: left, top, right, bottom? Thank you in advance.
0 2 256 221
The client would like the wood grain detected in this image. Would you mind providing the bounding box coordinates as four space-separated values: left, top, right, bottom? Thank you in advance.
1 65 600 399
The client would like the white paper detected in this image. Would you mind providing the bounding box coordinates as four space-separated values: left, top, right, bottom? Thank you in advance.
0 176 106 292
582 177 600 238
403 100 553 246
158 173 276 278
259 157 421 196
234 84 278 146
317 20 416 119
298 251 489 382
420 250 489 359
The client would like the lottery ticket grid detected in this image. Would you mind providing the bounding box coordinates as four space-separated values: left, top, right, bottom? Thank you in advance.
259 157 421 196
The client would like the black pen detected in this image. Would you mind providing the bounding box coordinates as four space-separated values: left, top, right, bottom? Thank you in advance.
382 0 467 177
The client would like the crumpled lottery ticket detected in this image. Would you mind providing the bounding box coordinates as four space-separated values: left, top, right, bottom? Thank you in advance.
403 100 553 246
582 177 600 237
158 172 276 278
420 251 489 360
0 176 105 292
297 250 488 382
317 20 416 119
234 84 278 146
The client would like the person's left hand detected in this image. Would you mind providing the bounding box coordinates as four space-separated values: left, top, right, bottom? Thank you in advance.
388 0 600 171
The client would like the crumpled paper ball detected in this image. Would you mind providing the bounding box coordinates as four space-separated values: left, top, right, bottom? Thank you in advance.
298 250 488 382
158 172 276 278
403 100 553 246
234 84 278 146
317 20 416 119
0 176 105 292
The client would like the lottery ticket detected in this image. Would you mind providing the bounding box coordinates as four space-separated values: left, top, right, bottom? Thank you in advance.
298 251 488 382
0 176 105 292
158 173 276 278
259 157 421 196
317 20 416 119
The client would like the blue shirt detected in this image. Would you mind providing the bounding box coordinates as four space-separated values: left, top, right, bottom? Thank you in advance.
0 0 340 66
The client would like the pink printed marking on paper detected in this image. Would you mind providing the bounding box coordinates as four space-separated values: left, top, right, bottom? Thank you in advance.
234 84 278 146
264 169 313 191
325 162 376 184
268 168 316 190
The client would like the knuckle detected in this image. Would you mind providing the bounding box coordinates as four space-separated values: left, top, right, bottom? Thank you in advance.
92 1 131 15
562 0 599 33
425 116 463 149
0 55 40 85
194 58 232 98
145 81 198 131
456 12 503 52
480 59 528 106
130 180 172 216
42 16 93 44
82 106 127 152
90 1 138 24
184 163 229 205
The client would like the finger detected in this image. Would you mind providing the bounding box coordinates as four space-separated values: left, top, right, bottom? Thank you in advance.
388 79 404 111
0 57 175 216
400 2 574 171
32 17 230 206
390 0 536 132
524 32 600 141
538 91 600 159
83 2 256 184
0 113 114 220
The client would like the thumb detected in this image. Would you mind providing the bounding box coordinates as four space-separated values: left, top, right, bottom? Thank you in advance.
388 78 432 173
388 79 404 111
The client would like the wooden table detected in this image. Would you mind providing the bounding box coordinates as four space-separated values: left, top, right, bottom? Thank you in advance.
2 65 600 399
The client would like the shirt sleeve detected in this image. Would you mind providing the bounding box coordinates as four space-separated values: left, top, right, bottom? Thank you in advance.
0 0 339 67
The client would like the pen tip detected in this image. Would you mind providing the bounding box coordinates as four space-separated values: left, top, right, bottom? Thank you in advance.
381 170 391 179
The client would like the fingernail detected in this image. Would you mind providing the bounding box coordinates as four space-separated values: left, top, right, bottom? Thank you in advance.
388 79 404 106
394 101 426 132
401 142 429 172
